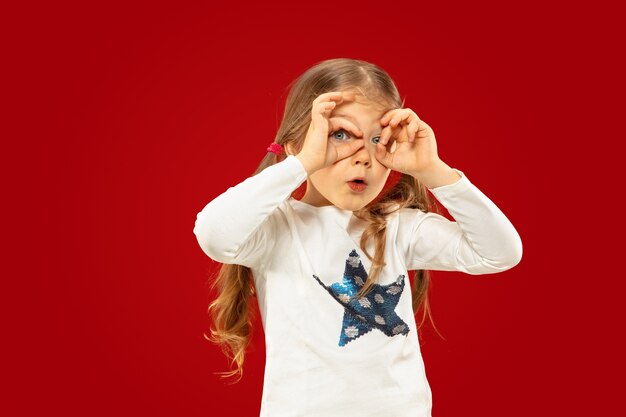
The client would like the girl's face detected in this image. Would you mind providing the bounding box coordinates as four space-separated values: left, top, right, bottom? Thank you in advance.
300 93 397 211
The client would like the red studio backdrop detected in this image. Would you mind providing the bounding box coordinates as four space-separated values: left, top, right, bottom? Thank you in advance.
4 1 623 416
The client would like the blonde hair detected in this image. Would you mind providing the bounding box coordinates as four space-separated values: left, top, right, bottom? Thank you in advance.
204 58 446 384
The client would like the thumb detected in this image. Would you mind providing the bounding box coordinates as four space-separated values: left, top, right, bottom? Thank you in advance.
335 139 365 161
375 142 394 168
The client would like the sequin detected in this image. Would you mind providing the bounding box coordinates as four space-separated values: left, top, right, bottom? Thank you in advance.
386 285 401 295
312 249 410 346
392 324 407 335
345 326 359 338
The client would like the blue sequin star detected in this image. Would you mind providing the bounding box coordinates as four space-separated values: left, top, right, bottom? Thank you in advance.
312 249 410 346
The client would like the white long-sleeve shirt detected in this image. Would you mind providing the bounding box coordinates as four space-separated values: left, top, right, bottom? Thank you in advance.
193 155 522 417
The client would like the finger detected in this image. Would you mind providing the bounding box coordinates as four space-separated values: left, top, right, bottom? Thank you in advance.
378 135 396 156
375 140 395 168
417 119 433 138
315 92 360 122
380 125 395 145
315 91 357 106
335 139 365 160
406 118 420 143
312 101 336 124
314 91 341 104
380 126 388 145
398 124 412 143
389 110 410 128
380 109 399 125
336 90 357 102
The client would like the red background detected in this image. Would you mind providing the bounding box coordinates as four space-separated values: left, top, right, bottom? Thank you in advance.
4 1 623 416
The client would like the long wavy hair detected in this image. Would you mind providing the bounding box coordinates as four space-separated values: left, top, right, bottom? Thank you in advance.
204 58 446 384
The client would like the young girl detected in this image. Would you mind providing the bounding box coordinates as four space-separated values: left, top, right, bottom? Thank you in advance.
193 58 522 417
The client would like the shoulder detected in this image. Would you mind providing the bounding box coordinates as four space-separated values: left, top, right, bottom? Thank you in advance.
393 205 445 246
377 204 430 245
387 203 430 227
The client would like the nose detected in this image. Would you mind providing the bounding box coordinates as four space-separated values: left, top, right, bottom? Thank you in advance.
352 143 372 167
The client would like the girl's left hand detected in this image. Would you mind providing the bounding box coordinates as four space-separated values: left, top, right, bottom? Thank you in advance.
375 108 441 176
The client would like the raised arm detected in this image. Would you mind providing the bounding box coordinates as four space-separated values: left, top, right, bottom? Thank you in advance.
400 168 523 274
193 155 308 267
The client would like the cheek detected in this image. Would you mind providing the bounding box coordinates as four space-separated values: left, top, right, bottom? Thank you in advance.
309 169 335 189
371 167 392 187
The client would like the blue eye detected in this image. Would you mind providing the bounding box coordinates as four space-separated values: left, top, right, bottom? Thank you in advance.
330 129 381 145
330 129 351 141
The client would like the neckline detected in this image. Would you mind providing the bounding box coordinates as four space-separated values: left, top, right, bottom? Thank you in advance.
288 197 354 214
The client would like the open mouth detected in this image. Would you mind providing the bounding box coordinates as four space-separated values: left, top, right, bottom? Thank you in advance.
347 178 368 192
349 178 368 185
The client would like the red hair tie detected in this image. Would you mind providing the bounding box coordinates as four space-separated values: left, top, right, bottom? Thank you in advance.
267 142 283 155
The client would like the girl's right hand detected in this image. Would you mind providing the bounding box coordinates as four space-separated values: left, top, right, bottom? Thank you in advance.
296 91 366 175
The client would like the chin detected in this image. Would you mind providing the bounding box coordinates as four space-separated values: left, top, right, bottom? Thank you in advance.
335 198 373 212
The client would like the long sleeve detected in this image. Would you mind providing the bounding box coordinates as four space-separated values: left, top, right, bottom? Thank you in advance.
400 168 523 274
193 155 308 268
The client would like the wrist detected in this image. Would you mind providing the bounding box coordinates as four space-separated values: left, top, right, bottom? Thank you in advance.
411 160 461 189
295 154 318 176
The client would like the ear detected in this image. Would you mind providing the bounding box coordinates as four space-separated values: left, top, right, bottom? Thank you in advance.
284 142 294 156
